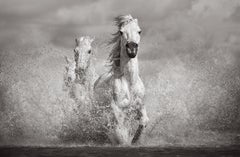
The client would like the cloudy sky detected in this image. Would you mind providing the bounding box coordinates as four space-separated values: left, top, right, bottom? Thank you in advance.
0 0 240 50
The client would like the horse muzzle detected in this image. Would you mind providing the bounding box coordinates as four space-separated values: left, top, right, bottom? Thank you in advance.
77 62 88 70
126 42 138 58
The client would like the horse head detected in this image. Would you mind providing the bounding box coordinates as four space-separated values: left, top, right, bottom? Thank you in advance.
118 15 141 58
74 36 94 73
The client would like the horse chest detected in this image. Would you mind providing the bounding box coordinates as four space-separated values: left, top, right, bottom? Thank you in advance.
114 77 144 107
130 78 145 99
114 77 130 100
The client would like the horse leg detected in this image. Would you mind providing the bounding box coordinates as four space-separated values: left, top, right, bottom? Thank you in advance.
132 105 149 144
139 105 149 127
111 102 130 145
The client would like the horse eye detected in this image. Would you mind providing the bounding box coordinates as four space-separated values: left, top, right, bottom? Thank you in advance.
138 30 142 34
88 50 91 54
119 31 123 35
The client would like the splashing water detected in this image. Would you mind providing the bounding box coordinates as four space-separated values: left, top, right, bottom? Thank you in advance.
0 33 240 146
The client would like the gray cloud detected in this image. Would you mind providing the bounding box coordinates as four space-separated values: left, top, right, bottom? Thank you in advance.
229 6 240 23
0 0 240 57
0 0 195 49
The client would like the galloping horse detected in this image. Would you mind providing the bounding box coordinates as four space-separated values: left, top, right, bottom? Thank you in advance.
64 36 98 105
94 15 149 144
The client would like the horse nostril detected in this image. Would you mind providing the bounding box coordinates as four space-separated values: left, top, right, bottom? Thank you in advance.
133 43 138 48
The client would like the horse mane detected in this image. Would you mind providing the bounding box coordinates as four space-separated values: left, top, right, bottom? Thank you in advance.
75 36 93 47
108 15 134 72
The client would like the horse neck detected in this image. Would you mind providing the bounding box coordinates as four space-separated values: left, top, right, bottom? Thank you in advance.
119 48 139 83
87 59 97 79
76 59 96 89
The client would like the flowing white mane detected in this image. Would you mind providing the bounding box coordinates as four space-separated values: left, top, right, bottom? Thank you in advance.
108 15 134 72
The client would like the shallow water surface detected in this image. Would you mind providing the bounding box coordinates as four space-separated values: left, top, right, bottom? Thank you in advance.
0 146 240 157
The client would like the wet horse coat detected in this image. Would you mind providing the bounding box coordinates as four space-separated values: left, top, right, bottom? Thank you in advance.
94 15 149 144
64 36 98 104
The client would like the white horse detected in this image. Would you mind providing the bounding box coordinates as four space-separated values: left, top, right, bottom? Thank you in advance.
64 36 98 105
94 15 149 145
72 36 98 104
